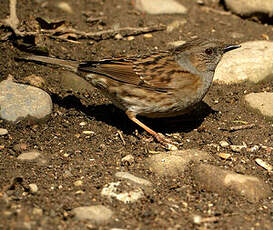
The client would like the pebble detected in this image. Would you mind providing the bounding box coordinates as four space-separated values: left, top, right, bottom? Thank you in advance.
215 41 273 84
244 92 273 121
224 0 273 17
0 128 8 136
193 164 271 202
121 154 135 165
101 181 144 203
17 151 41 161
72 205 113 224
0 79 52 122
74 180 83 187
57 2 73 13
29 184 38 193
145 149 212 177
219 140 229 147
135 0 187 15
115 172 151 186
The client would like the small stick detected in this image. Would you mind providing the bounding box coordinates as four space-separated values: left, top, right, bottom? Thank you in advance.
117 131 126 145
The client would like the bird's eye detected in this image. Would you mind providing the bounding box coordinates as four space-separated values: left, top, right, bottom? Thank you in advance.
205 48 213 55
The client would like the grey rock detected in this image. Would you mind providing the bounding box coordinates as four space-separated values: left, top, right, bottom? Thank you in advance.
0 79 52 122
244 92 273 121
146 149 212 177
225 0 273 17
193 164 271 202
135 0 187 15
214 41 273 84
72 205 113 224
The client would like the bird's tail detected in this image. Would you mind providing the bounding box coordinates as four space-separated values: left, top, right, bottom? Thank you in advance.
17 55 80 72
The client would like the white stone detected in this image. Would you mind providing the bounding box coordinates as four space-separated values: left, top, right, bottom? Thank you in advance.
121 154 135 164
146 149 212 177
74 180 83 186
0 128 8 135
135 0 187 15
72 205 113 224
101 182 144 203
17 151 41 161
29 184 38 193
193 164 271 202
224 0 273 17
219 141 229 147
214 41 273 84
244 92 273 120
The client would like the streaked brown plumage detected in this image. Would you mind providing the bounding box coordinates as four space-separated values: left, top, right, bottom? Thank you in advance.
19 39 240 148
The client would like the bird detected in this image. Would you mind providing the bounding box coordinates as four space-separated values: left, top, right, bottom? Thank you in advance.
19 39 240 149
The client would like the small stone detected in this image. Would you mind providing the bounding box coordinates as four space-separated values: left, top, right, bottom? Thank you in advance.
29 184 38 193
17 151 41 161
82 130 95 135
193 163 271 202
127 36 135 41
143 33 152 38
79 122 87 126
215 41 273 84
114 33 123 40
135 0 187 15
101 181 144 203
219 141 229 147
218 153 232 160
74 180 83 187
0 79 52 122
146 149 212 177
0 128 8 136
244 92 273 121
72 205 113 224
121 154 135 165
33 207 43 216
115 172 151 186
57 2 72 13
224 0 273 18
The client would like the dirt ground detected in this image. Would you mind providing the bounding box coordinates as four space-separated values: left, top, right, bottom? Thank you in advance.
1 0 273 229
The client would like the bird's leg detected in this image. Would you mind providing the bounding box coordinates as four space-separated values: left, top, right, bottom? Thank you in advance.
126 111 178 150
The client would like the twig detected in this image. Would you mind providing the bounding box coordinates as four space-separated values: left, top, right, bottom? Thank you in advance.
43 24 166 41
1 0 37 37
117 131 126 145
229 124 255 131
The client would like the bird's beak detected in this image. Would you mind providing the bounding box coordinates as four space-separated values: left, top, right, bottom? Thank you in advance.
223 44 241 53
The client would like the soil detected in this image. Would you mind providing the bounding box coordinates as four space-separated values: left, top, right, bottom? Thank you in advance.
1 0 273 229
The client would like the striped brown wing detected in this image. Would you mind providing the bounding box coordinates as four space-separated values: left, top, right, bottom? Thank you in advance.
78 53 200 92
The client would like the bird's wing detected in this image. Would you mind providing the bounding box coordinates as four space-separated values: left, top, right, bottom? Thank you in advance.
78 53 200 92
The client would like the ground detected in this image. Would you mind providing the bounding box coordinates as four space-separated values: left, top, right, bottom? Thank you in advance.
1 0 273 229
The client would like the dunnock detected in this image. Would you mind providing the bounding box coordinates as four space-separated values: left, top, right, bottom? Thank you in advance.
19 39 240 148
